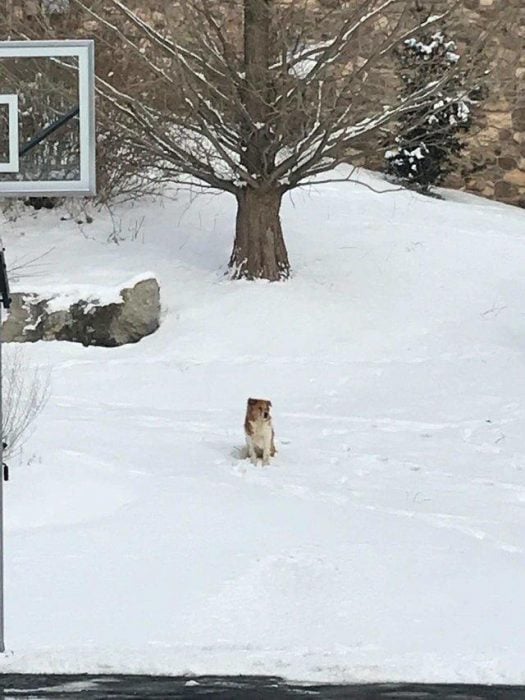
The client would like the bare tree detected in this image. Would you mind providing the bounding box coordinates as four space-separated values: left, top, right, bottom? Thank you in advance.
68 0 493 280
2 346 50 457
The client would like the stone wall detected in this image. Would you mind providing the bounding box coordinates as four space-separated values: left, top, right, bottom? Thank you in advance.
444 0 525 206
337 0 525 207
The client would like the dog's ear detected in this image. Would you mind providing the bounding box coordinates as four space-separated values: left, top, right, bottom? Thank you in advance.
267 401 272 407
248 398 257 405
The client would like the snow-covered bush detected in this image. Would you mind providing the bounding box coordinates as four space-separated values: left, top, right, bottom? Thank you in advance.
385 31 475 193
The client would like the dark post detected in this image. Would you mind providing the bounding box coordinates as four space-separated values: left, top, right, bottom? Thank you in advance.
0 246 11 654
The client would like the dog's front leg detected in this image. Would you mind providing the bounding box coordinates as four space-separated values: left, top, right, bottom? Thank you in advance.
262 438 271 466
246 437 258 465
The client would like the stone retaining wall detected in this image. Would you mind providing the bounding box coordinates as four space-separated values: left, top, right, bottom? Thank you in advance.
446 0 525 206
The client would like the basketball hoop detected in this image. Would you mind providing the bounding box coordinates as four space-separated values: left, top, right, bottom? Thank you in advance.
0 38 96 653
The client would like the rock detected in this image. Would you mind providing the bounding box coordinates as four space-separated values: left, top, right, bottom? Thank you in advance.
1 276 160 347
512 108 525 132
503 169 525 187
486 111 513 130
475 126 502 146
497 156 517 170
494 180 518 200
443 172 464 189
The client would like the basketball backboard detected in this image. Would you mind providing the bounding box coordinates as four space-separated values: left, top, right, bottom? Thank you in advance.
0 40 95 197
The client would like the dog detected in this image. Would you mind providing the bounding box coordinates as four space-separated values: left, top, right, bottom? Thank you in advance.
244 397 277 465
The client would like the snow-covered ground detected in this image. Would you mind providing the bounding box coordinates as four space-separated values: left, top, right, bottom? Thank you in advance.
0 169 524 683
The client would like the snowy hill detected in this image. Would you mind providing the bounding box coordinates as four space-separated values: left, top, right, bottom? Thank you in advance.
1 169 525 683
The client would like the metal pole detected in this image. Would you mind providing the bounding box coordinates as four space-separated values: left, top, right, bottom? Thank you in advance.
0 247 11 655
0 301 4 654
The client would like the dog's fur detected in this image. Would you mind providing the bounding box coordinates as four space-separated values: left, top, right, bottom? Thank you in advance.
244 397 276 465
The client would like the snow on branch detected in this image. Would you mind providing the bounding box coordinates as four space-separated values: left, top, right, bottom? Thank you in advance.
68 0 492 195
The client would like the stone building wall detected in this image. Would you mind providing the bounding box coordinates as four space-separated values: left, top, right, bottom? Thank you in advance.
443 0 525 206
330 0 525 208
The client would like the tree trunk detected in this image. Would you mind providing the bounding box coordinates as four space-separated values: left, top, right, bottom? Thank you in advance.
229 187 290 281
242 0 272 175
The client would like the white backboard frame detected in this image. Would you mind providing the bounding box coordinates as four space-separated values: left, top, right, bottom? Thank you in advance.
0 95 19 174
0 40 96 197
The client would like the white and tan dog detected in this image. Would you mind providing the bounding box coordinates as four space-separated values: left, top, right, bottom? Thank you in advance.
244 397 276 465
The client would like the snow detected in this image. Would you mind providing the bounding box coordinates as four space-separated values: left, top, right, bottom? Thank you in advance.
24 272 159 314
0 168 525 683
457 101 471 122
405 32 461 66
285 43 328 80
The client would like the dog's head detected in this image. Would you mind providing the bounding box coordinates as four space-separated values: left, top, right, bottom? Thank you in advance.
246 397 272 421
